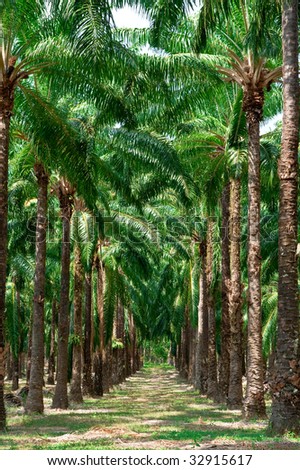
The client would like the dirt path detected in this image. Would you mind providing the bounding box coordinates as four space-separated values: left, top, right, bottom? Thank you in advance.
1 365 300 449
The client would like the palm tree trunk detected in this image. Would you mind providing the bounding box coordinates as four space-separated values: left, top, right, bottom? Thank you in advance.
106 339 113 390
206 219 218 400
111 315 118 385
94 256 105 396
136 345 142 371
11 354 19 392
6 346 12 381
0 76 12 431
128 312 135 376
180 307 189 378
82 272 94 395
218 183 231 401
188 325 196 383
270 0 300 434
20 352 25 380
243 88 266 419
132 322 137 375
227 177 243 409
26 163 48 414
195 240 208 394
125 339 130 377
52 191 72 409
102 345 109 392
11 286 21 392
69 244 83 403
117 300 126 383
26 317 32 384
47 298 57 385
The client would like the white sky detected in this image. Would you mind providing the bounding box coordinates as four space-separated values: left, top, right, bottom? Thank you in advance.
113 6 150 28
112 2 201 28
261 113 282 135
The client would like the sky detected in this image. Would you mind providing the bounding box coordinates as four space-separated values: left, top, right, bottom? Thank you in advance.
112 6 150 28
113 2 201 28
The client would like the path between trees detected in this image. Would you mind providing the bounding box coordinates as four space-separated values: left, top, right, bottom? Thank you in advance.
1 365 300 450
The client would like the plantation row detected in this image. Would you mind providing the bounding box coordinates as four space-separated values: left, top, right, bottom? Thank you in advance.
0 0 299 437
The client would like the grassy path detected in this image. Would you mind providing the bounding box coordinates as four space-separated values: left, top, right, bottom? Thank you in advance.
1 364 300 450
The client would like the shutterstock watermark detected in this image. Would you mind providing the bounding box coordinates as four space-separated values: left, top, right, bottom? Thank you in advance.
22 209 278 246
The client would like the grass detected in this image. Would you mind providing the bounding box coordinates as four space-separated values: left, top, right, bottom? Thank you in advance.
1 365 300 450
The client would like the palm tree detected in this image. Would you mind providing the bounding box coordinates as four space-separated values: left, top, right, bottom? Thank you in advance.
25 162 48 413
269 0 300 434
1 9 52 412
224 90 248 408
195 238 208 394
0 18 29 432
69 210 84 403
52 178 75 409
82 266 94 396
94 252 105 396
227 176 243 408
195 0 282 419
218 182 231 401
217 53 280 419
6 151 38 386
205 217 218 399
47 298 57 385
69 199 102 401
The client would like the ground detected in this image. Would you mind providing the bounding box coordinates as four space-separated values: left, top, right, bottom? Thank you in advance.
1 364 300 450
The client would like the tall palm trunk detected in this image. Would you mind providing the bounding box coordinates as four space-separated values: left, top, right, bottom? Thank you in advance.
0 71 13 430
218 52 281 418
243 85 266 419
11 352 19 391
188 325 196 384
69 244 83 403
5 346 12 381
116 300 126 384
128 312 135 376
11 285 20 391
195 240 208 394
106 339 113 390
206 219 218 400
94 256 105 396
227 178 243 409
111 315 118 385
52 183 73 409
132 321 138 375
26 317 32 384
218 183 231 401
26 163 48 414
179 306 190 378
270 0 300 434
82 272 94 395
125 339 131 377
102 343 109 392
47 298 57 385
